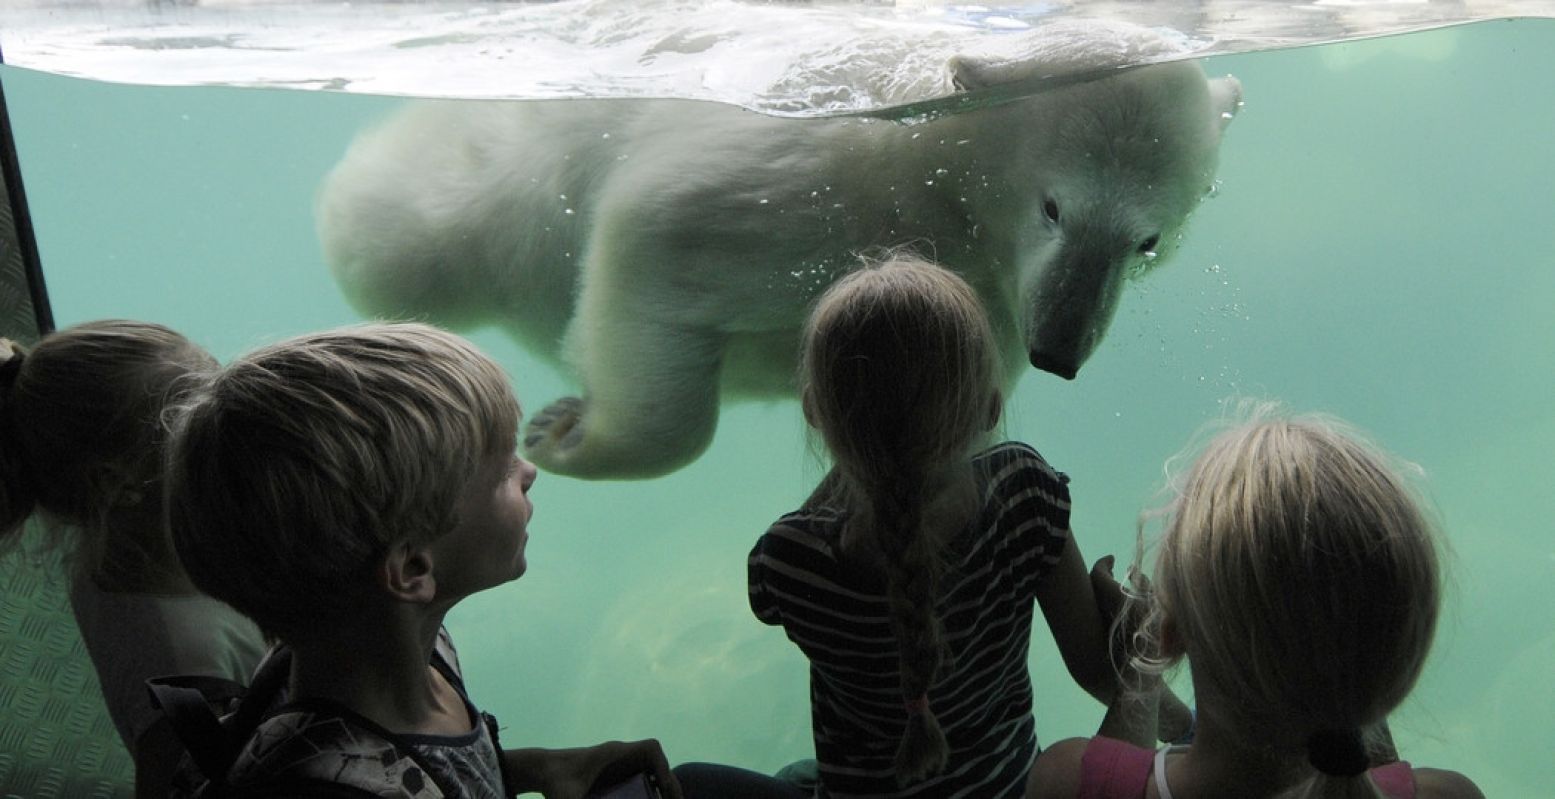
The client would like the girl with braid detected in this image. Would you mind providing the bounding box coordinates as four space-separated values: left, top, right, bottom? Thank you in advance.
676 255 1175 798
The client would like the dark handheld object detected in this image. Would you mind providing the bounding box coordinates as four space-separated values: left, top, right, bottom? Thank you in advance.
587 772 662 799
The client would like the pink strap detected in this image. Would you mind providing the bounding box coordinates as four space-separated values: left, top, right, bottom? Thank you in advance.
1369 761 1416 799
1077 737 1155 799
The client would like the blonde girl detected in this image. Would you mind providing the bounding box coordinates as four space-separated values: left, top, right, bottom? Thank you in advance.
1028 407 1483 799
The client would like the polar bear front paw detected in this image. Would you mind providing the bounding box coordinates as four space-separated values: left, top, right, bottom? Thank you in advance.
524 396 586 464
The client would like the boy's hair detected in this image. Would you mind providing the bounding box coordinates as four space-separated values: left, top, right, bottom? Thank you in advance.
799 253 1001 784
0 320 216 580
166 322 519 639
1133 403 1440 796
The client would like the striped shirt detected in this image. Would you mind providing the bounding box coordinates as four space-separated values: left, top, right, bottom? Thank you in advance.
749 441 1072 798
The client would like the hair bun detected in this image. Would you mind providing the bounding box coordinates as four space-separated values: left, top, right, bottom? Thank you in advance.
1306 727 1369 777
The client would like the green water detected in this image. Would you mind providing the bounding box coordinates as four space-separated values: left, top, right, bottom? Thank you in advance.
4 19 1552 796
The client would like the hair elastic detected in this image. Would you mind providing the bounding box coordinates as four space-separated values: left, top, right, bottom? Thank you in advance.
903 694 930 716
1306 727 1368 777
0 346 25 387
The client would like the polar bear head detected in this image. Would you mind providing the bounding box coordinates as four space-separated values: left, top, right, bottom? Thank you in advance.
951 35 1242 379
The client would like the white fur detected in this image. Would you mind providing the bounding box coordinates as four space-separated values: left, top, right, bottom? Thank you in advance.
317 27 1241 479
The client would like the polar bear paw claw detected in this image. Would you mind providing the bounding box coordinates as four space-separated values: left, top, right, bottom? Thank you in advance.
524 396 586 458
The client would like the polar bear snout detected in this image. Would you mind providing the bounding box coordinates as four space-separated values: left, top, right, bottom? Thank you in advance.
1028 350 1080 381
1024 237 1131 381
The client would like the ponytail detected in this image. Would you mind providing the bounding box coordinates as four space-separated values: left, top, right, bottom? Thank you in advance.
1266 726 1384 798
0 342 38 546
0 322 216 577
1307 728 1369 778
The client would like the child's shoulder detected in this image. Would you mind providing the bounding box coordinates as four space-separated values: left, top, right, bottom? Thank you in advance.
1414 767 1486 799
771 504 847 537
226 703 449 798
975 440 1069 486
1026 736 1092 799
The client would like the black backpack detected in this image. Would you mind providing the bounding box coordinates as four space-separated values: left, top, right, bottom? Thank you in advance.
148 640 495 798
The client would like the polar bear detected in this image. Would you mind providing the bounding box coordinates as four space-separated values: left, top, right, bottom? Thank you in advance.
317 27 1241 479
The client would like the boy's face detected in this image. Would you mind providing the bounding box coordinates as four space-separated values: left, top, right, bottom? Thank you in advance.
433 441 538 600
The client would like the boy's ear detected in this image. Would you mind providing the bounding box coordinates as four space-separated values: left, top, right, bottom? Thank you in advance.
379 543 437 603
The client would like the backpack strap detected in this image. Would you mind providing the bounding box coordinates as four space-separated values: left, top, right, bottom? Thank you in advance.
221 777 384 798
146 644 295 788
146 675 246 780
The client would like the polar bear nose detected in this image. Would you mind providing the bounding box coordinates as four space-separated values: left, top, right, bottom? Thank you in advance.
1029 350 1079 381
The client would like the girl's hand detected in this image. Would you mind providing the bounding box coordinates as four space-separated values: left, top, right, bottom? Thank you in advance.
1090 555 1166 746
1088 556 1125 626
504 740 683 799
1089 555 1149 675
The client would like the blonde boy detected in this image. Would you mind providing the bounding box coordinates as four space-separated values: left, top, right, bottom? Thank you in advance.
166 322 677 798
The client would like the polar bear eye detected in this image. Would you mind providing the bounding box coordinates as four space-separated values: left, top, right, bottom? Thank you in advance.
1042 199 1060 223
1139 234 1160 254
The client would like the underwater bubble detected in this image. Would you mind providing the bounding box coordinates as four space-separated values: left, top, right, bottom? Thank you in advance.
563 208 575 215
601 132 611 139
924 180 934 186
759 198 769 204
935 168 949 176
956 139 971 145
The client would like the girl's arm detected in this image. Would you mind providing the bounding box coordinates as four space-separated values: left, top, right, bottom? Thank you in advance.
1033 530 1114 707
1086 555 1193 746
1035 543 1193 748
501 740 682 799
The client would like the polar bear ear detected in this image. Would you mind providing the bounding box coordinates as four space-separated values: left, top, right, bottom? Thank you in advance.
949 55 1029 92
1208 75 1244 135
